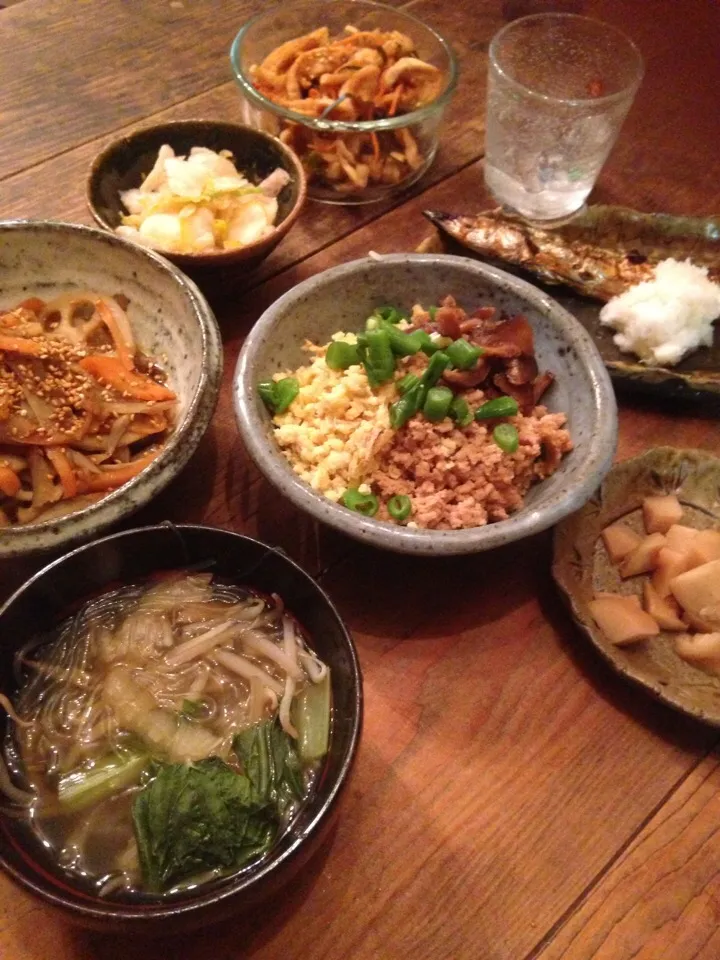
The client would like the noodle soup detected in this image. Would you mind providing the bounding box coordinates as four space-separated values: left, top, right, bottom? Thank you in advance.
1 571 330 899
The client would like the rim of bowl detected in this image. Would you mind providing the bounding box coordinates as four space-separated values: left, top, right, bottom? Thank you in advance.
233 253 618 556
489 13 644 108
0 522 363 923
230 0 460 133
0 220 223 558
86 119 308 266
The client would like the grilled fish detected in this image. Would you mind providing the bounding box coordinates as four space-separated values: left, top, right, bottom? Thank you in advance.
423 206 720 302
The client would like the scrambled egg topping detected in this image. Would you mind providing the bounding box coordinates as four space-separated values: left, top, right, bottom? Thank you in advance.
272 334 393 499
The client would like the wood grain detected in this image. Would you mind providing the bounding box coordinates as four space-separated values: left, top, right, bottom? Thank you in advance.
1 1 720 959
536 754 720 960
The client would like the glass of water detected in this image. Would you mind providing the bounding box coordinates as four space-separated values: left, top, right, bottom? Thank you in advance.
484 13 644 222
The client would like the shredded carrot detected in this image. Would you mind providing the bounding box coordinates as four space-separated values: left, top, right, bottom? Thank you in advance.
0 465 21 497
79 356 176 402
387 84 403 118
84 449 160 492
46 447 79 499
370 131 380 163
95 299 134 371
0 335 45 357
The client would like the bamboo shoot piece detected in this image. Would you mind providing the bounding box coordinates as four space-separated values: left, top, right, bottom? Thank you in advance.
651 547 693 598
601 522 642 563
675 632 720 671
588 595 660 646
688 529 720 567
669 559 720 632
642 581 686 631
665 524 699 554
619 533 666 578
642 495 684 534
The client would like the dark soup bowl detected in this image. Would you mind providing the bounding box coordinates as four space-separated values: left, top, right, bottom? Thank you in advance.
0 524 362 935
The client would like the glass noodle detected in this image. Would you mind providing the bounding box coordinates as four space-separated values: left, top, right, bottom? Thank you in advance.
0 572 331 898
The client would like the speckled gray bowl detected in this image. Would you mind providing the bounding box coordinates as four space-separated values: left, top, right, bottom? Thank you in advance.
233 254 617 555
0 220 222 558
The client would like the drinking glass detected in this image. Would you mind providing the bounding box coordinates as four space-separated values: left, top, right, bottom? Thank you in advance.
484 13 644 222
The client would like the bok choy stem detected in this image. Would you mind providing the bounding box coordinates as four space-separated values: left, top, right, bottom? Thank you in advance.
292 670 331 761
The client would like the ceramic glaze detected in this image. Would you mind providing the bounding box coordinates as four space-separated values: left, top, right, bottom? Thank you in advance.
234 254 618 555
0 220 222 558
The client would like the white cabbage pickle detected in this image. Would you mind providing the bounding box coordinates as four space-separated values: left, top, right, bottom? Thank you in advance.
116 144 290 254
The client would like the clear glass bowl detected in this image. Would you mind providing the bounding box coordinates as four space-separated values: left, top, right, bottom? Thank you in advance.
230 0 458 205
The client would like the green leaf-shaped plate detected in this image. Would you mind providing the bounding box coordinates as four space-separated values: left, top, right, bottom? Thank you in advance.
418 206 720 400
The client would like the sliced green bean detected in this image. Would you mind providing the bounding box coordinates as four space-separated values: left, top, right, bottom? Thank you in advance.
493 423 519 453
423 385 454 423
387 494 412 522
475 396 519 420
342 488 379 516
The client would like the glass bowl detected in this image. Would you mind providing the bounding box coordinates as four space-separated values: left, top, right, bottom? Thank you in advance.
230 0 459 205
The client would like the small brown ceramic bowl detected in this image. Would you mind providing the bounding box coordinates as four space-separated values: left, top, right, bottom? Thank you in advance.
87 119 307 286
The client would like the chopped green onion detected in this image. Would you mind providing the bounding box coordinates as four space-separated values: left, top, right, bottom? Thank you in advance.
493 423 519 453
258 380 277 411
375 304 405 324
342 488 379 516
423 350 451 387
396 373 420 395
384 324 424 356
423 385 454 423
326 340 361 370
362 328 396 386
428 306 438 321
446 338 484 371
389 385 420 429
475 396 519 420
387 494 412 522
421 334 453 356
272 377 299 414
450 395 473 427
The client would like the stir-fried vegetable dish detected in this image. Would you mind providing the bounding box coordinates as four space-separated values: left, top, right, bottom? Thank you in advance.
250 25 445 195
0 573 331 897
117 145 291 254
0 293 176 526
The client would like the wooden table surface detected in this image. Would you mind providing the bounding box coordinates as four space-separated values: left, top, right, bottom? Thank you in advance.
1 1 720 957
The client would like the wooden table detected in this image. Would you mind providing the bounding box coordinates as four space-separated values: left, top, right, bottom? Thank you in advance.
1 1 720 957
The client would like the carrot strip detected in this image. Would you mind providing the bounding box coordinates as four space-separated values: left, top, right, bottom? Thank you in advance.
84 449 160 492
18 298 46 314
46 447 79 499
0 335 45 356
95 299 134 371
79 356 176 402
387 84 402 117
370 131 380 163
0 465 21 497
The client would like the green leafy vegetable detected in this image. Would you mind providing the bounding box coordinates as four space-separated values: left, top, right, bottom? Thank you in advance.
132 757 275 893
132 720 306 893
234 719 304 819
58 749 148 814
292 671 331 762
179 698 203 719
